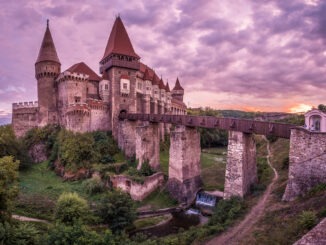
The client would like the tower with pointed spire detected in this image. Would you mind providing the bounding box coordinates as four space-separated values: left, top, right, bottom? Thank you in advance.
172 78 184 102
99 16 141 138
35 19 61 126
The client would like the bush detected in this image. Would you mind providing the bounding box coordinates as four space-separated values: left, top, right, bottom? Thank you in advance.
57 130 96 171
54 192 90 225
98 190 136 232
209 196 246 227
298 211 317 230
83 176 105 195
47 221 104 245
140 161 155 176
0 125 31 169
0 156 19 222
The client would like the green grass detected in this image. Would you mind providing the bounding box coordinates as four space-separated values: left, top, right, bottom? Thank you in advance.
159 150 169 175
200 147 227 191
137 190 177 210
134 215 169 229
15 161 109 220
18 161 86 199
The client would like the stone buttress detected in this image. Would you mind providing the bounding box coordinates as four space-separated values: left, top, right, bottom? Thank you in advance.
224 131 257 199
167 125 202 204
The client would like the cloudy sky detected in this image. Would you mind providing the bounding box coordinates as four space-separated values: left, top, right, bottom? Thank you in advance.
1 0 326 121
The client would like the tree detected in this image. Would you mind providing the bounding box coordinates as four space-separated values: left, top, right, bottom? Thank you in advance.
0 156 19 222
98 190 136 232
318 104 326 112
0 125 31 169
54 192 90 225
57 130 95 171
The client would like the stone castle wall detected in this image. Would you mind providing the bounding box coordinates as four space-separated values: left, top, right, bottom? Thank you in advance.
135 123 160 170
118 120 137 157
224 131 257 199
110 172 164 201
283 128 326 201
12 102 39 137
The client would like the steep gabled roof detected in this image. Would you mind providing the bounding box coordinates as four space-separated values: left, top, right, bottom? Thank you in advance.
159 78 165 90
165 82 171 92
101 16 140 61
143 68 152 81
36 20 60 64
67 62 101 81
173 77 184 91
152 73 160 86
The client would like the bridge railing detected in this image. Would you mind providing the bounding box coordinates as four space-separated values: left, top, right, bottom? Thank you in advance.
120 113 295 139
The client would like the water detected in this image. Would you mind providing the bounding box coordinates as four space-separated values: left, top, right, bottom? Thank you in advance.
132 211 200 237
196 191 217 207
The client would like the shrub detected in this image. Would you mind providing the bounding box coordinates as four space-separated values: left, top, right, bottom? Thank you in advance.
298 211 317 230
0 156 19 222
139 161 155 176
57 130 96 171
98 190 136 232
10 223 40 245
83 176 105 195
209 196 246 227
47 221 104 245
0 125 31 169
54 192 90 225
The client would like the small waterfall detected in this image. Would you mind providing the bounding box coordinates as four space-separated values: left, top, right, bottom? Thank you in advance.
195 191 217 208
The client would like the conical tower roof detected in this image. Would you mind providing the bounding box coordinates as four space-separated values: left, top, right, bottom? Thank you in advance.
101 16 140 61
173 78 184 90
36 20 60 65
165 82 171 92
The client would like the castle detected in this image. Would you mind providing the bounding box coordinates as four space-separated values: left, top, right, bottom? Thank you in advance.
12 17 187 138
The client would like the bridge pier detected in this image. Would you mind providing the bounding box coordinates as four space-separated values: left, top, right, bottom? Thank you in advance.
283 128 326 201
118 120 137 158
224 131 257 199
167 125 202 204
135 123 160 170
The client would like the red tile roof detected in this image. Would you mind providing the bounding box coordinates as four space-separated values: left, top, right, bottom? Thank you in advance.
67 62 101 81
36 20 60 64
172 78 184 91
120 74 130 79
143 68 152 81
101 16 140 61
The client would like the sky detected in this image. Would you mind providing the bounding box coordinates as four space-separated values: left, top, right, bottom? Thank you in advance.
1 0 326 122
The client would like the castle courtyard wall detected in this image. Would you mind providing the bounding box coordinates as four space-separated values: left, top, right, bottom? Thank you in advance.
283 128 326 201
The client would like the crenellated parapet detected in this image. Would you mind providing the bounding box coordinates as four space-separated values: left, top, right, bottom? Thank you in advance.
87 99 109 111
13 101 39 109
56 70 89 83
65 103 90 116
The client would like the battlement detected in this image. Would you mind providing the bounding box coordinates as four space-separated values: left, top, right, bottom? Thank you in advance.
13 101 39 109
87 99 108 110
56 71 89 83
66 103 90 115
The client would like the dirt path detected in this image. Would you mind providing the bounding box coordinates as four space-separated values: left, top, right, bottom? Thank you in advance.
206 136 278 245
12 214 50 224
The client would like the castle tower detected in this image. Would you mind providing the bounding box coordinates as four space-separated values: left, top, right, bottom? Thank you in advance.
35 20 61 126
100 16 140 138
172 78 184 102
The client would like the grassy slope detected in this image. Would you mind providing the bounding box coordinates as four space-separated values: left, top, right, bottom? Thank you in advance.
242 138 326 245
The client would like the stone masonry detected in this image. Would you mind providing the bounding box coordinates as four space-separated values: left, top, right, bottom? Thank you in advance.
135 123 160 170
293 217 326 245
224 131 257 199
117 120 137 158
167 125 202 204
283 128 326 201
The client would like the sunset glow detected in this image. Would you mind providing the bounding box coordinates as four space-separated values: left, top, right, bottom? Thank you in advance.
1 0 326 121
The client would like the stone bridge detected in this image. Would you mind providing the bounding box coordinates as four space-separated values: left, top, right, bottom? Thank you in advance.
118 112 326 204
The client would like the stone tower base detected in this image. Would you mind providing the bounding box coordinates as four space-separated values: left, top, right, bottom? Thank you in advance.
167 125 202 204
166 176 202 204
283 128 326 201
